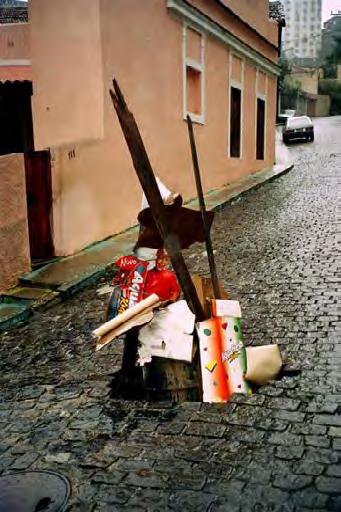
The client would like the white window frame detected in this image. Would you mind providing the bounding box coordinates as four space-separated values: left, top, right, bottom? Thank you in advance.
255 69 268 160
183 24 205 125
228 52 244 159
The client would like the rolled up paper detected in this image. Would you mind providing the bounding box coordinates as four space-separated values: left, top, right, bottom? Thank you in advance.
245 345 282 385
96 310 154 351
93 293 160 338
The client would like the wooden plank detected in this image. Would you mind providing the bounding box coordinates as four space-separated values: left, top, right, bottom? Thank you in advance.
187 115 221 299
109 79 205 321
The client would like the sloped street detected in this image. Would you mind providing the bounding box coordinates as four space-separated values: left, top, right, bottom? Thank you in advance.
0 116 340 511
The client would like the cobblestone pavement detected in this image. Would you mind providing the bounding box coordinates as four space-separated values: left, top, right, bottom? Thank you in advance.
0 117 340 511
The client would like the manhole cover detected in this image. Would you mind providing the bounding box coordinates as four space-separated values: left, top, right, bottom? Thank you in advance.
0 471 70 512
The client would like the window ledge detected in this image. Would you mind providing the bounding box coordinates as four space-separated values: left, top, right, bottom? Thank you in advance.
184 113 205 125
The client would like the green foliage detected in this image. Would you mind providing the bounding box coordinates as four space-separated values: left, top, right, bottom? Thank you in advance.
318 79 341 94
322 35 341 78
284 76 301 93
318 79 341 115
278 56 292 92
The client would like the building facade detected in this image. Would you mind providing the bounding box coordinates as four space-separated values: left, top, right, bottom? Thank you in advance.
0 0 281 290
282 0 322 60
282 65 330 117
321 11 341 61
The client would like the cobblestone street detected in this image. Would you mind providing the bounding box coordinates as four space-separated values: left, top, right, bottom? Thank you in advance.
0 116 340 511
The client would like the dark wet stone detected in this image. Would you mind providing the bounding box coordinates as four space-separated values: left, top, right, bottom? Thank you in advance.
183 422 226 438
292 488 328 509
293 459 324 476
305 435 330 448
168 490 215 511
273 474 313 491
9 452 39 470
124 469 169 489
95 484 133 505
315 476 341 494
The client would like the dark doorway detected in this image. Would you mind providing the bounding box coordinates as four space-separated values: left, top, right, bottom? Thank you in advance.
256 98 265 160
0 80 34 155
230 86 241 158
0 80 54 263
24 151 54 262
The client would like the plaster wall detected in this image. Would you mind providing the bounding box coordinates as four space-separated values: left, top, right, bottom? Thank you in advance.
315 95 331 116
0 23 32 81
188 0 278 59
47 0 276 255
0 154 30 291
0 23 30 59
289 71 319 95
29 0 104 149
220 0 278 45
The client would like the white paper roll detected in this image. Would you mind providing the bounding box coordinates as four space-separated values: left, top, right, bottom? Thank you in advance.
92 293 160 338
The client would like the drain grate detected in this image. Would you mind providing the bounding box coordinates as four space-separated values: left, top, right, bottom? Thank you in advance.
0 471 70 512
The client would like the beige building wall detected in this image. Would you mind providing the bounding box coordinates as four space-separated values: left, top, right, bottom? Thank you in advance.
0 23 30 59
29 0 104 149
0 154 30 291
32 0 278 256
315 95 331 116
0 23 32 81
292 72 318 95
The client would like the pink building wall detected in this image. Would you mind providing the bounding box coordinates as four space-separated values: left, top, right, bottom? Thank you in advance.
190 0 278 59
30 0 279 256
0 23 30 59
30 0 104 149
0 23 32 81
0 154 30 291
220 0 278 45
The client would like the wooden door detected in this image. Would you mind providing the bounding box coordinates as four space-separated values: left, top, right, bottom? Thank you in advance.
24 151 54 262
256 98 265 160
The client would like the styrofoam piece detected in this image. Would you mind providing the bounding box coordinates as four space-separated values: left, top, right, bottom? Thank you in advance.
138 300 195 365
211 299 242 318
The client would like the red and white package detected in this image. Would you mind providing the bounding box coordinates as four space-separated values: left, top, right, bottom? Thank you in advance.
107 253 180 321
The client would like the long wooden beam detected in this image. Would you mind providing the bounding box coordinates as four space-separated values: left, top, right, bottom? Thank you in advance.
187 114 221 299
109 79 205 321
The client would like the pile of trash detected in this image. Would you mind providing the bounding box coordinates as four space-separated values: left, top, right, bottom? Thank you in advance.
92 79 283 403
93 178 282 402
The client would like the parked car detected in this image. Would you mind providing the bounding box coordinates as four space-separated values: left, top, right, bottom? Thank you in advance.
282 116 314 143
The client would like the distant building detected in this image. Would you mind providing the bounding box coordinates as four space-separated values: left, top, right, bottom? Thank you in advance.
282 64 330 117
321 11 341 61
282 0 322 60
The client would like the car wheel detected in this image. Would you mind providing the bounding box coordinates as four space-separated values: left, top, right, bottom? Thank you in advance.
283 136 288 144
310 133 314 142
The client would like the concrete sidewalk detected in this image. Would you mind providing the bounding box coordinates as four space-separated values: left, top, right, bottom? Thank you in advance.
0 162 293 331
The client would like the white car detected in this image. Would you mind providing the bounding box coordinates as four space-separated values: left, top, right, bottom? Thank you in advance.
282 116 314 143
